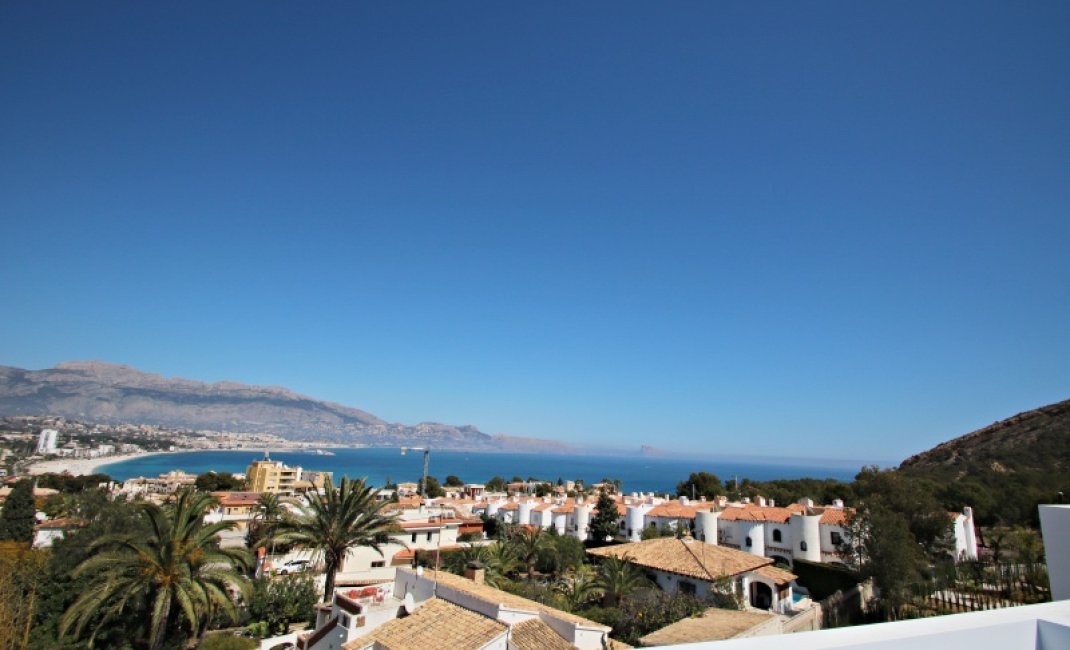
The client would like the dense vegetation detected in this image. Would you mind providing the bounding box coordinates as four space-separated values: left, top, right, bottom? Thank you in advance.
425 524 741 646
899 398 1070 527
0 485 288 649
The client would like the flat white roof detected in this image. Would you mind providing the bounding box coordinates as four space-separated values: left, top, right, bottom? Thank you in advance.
658 600 1070 650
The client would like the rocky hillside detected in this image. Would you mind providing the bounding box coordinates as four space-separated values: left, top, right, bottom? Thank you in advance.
899 398 1070 525
0 361 524 449
900 398 1070 474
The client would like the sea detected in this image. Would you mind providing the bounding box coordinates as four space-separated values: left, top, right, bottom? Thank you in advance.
98 447 865 494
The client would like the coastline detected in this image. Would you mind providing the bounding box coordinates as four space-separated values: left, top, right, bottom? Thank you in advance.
27 450 177 477
25 446 315 478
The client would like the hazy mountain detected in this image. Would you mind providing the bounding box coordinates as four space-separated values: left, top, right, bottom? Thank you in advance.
0 361 541 450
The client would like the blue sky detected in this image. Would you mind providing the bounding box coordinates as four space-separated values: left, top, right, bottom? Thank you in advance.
2 2 1068 463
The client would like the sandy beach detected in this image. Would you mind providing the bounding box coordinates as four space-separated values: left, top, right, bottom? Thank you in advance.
27 450 175 477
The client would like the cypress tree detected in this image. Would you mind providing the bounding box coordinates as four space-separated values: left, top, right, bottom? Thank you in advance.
0 479 36 543
589 490 621 543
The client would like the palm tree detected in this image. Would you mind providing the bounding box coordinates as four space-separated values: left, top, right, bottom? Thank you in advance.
594 554 651 606
60 490 251 650
255 492 284 528
253 492 284 563
272 476 399 601
555 566 601 611
444 543 489 575
508 526 549 581
479 541 519 588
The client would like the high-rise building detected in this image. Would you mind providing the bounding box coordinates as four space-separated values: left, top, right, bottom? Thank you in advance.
246 453 302 496
36 429 59 455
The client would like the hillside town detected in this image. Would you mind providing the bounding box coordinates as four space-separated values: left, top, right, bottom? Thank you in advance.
5 425 1057 650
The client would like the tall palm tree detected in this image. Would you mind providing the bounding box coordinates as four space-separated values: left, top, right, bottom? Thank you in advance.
253 492 284 563
594 554 651 606
60 490 251 650
272 476 399 601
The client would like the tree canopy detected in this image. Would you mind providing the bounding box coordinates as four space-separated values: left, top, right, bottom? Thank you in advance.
589 491 621 543
0 479 36 543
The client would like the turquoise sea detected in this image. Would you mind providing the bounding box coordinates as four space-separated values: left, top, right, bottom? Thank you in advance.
98 448 863 494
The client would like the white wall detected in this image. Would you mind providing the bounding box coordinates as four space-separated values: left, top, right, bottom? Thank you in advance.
657 601 1070 650
1039 505 1070 601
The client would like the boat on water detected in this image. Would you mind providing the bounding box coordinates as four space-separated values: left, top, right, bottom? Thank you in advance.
307 449 336 456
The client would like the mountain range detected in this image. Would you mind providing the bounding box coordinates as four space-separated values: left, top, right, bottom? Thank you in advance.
0 361 568 452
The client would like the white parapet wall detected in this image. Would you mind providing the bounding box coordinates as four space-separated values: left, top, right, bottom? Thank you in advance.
1039 504 1070 601
651 600 1070 650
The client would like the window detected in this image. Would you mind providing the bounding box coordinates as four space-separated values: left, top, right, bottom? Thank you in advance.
800 541 808 551
411 533 417 543
745 536 752 547
426 532 433 542
772 529 782 543
679 580 696 595
831 532 843 546
371 561 385 568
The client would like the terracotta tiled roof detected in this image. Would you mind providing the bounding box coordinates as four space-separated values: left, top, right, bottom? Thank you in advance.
380 497 422 513
424 570 610 630
533 503 555 512
210 491 262 507
819 507 852 526
398 521 443 530
344 597 507 650
509 618 578 650
391 546 464 562
498 502 519 511
587 537 772 581
637 607 776 646
718 503 802 523
552 498 577 513
647 502 699 519
754 564 798 585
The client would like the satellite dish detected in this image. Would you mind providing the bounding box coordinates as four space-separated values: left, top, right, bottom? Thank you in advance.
402 593 415 614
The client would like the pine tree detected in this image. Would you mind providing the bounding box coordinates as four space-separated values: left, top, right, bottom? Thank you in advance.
589 490 621 543
0 479 36 543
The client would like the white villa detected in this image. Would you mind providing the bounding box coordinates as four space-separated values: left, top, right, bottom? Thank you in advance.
260 565 616 650
476 492 979 567
588 536 800 614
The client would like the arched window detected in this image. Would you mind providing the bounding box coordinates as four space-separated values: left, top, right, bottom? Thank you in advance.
800 541 808 551
772 529 782 543
745 536 752 547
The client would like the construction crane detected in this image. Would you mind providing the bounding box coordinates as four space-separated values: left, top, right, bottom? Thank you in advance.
400 446 431 497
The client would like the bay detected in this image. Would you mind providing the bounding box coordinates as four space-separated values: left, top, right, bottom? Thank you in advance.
98 447 862 494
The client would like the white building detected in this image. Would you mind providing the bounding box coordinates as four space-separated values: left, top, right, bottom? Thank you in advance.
649 501 1070 650
260 566 614 650
588 536 800 614
36 428 59 455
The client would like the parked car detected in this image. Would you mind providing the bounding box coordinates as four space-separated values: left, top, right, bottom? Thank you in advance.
277 559 310 575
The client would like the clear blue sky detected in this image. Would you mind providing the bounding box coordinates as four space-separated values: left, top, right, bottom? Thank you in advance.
2 2 1068 463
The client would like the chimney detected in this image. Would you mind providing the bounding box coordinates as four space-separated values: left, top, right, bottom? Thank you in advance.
464 561 486 585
